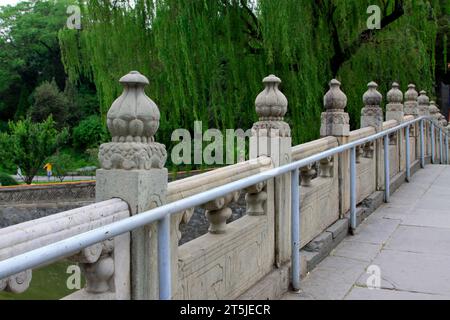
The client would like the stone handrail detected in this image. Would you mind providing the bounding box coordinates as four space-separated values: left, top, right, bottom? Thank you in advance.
349 126 376 142
167 156 272 203
0 199 130 297
291 136 338 161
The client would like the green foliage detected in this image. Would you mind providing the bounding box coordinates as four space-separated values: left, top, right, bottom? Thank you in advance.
48 152 75 182
0 0 75 121
72 115 109 150
29 80 69 128
0 116 69 184
59 0 443 162
0 172 18 186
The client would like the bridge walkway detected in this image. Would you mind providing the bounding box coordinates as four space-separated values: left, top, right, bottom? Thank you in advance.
283 165 450 300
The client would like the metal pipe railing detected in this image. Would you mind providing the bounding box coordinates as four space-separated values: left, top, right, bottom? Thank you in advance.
405 126 411 182
0 116 448 299
431 122 435 164
384 135 390 203
290 168 300 291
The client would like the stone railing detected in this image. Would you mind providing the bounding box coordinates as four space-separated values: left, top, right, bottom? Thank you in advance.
0 199 130 299
0 71 449 300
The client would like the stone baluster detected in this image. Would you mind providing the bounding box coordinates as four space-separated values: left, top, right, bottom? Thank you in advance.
356 146 364 163
202 191 240 234
363 142 374 158
96 71 170 300
0 270 32 294
320 79 350 216
361 81 384 190
69 241 115 293
245 182 268 216
250 74 291 266
300 164 315 186
319 156 334 178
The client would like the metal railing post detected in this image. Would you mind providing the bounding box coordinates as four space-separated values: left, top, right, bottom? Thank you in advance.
291 168 300 291
350 147 356 233
420 120 425 168
439 128 443 164
446 133 449 165
384 135 390 203
405 126 411 182
158 215 171 300
431 123 435 164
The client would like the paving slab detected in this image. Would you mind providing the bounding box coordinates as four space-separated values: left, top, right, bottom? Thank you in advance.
343 217 400 245
401 209 450 229
282 165 450 300
356 250 450 296
345 287 450 300
385 225 450 256
291 256 367 300
331 241 382 263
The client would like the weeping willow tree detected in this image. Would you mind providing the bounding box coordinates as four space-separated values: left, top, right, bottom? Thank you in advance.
59 0 444 157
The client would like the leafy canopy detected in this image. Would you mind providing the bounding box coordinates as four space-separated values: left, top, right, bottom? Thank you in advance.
0 116 69 184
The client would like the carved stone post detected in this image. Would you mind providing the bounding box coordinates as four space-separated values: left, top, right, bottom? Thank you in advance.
404 84 419 118
361 82 384 190
429 101 440 125
386 82 404 124
320 79 349 216
250 75 291 267
418 90 431 157
96 71 169 300
418 90 430 117
386 82 404 171
404 84 419 160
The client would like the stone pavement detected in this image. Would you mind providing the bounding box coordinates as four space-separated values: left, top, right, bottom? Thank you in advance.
284 165 450 300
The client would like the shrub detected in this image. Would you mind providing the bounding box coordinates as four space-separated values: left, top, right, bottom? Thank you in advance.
0 172 18 186
0 116 69 184
72 116 108 150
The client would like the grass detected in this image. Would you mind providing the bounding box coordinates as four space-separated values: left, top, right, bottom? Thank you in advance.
0 260 85 300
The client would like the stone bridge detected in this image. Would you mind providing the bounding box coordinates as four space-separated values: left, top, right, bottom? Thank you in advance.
0 71 449 300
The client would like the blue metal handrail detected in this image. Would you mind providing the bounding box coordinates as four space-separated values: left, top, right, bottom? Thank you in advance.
0 116 448 299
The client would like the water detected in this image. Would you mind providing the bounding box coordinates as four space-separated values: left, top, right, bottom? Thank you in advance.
0 261 84 300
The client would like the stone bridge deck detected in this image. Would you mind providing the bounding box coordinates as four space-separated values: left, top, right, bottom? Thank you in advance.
284 165 450 300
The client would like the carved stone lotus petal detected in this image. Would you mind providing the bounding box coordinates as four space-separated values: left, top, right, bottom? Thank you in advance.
107 71 160 142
